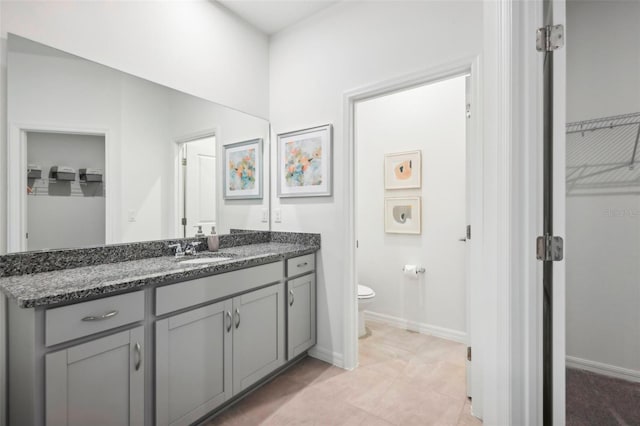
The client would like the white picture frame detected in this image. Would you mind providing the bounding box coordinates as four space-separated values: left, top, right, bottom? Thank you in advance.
384 150 422 190
277 124 332 198
384 196 422 234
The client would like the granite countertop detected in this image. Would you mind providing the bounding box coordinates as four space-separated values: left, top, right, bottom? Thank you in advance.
0 242 318 309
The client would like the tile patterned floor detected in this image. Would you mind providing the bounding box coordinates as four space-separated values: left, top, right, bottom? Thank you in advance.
206 321 481 426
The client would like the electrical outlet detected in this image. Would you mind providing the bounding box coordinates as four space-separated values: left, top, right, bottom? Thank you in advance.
128 210 137 222
274 208 282 223
261 208 269 223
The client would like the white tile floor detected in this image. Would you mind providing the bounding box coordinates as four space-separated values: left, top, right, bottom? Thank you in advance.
207 321 481 425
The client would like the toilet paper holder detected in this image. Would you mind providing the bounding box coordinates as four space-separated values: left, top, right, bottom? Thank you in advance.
402 266 426 274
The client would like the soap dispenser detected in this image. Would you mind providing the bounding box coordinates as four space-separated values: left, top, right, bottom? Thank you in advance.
207 226 219 252
193 225 205 238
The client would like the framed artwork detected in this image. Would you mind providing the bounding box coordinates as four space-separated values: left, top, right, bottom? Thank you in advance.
223 138 263 200
384 150 421 189
277 124 332 198
384 197 421 234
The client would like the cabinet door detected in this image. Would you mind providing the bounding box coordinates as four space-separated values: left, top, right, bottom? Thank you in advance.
156 299 233 426
232 282 285 395
287 273 316 359
45 326 144 426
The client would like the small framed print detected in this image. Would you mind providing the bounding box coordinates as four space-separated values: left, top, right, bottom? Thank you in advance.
277 124 332 198
223 138 263 200
384 197 421 234
384 150 421 190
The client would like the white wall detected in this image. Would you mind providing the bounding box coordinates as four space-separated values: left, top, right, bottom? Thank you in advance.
270 1 482 364
566 0 640 375
0 0 269 118
356 77 467 338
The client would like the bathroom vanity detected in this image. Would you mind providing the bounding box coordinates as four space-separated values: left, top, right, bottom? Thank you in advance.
0 232 319 426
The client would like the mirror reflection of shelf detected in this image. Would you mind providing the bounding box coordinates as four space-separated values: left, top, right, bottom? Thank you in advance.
27 178 105 197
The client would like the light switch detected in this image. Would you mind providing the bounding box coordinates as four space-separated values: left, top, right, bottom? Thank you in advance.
274 208 282 223
261 208 269 223
128 210 137 222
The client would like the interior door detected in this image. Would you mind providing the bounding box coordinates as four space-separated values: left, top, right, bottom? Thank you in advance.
540 0 566 424
181 136 216 237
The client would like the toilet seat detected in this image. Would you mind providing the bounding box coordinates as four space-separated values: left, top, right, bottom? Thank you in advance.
358 284 375 299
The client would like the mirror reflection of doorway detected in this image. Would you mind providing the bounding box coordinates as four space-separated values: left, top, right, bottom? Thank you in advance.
178 136 216 238
26 131 106 251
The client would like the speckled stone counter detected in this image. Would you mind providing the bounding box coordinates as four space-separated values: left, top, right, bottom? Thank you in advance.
0 233 320 309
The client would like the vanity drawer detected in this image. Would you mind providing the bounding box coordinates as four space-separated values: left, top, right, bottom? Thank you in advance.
45 291 144 347
286 254 315 278
156 261 282 316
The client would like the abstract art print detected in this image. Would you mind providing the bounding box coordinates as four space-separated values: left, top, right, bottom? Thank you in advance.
384 150 421 189
278 124 332 197
223 138 262 199
384 197 421 234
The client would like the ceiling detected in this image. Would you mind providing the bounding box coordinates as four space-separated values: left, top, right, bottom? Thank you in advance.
216 0 339 35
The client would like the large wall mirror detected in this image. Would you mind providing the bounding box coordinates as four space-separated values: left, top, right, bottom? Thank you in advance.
7 34 270 253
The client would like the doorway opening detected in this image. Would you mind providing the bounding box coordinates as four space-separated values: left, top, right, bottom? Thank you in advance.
176 135 217 238
349 68 480 422
564 1 640 424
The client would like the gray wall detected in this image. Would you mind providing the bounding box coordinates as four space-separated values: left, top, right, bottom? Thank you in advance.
27 132 105 250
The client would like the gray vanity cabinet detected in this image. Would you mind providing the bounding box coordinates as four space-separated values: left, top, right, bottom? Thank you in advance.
155 300 233 426
232 282 285 394
286 273 316 359
45 326 145 426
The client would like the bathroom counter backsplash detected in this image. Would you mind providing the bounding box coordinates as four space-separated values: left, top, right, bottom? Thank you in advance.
0 232 320 309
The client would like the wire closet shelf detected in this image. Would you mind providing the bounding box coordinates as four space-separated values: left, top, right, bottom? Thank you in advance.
566 112 640 194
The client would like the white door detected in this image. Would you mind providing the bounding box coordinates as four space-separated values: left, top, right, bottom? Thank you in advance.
180 136 216 237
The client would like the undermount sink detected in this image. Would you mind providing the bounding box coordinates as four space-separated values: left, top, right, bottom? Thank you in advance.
178 257 232 265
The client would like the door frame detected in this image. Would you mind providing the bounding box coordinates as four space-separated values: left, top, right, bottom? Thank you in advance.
173 128 218 239
483 1 566 424
7 123 112 252
342 55 483 412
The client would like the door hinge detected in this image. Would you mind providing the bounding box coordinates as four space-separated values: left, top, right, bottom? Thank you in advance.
466 225 471 240
181 218 187 226
467 346 472 362
26 232 29 239
356 240 359 248
466 104 471 119
536 25 564 52
181 158 187 166
536 234 564 261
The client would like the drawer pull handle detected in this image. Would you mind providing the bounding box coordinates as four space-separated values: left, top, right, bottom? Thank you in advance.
297 262 308 268
81 310 119 322
289 290 295 306
134 342 142 371
226 311 232 333
235 308 241 329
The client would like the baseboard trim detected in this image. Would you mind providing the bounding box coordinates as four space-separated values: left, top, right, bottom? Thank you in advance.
364 311 467 344
308 346 345 369
566 356 640 383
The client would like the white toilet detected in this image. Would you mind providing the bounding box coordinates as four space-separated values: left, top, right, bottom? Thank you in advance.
357 284 376 337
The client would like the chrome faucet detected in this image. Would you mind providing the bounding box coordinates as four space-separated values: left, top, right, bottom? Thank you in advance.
184 241 202 256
